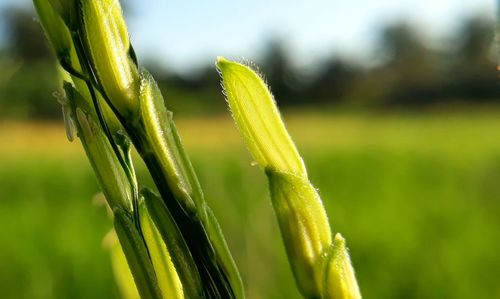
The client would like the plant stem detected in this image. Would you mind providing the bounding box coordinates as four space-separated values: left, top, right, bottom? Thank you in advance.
127 124 236 298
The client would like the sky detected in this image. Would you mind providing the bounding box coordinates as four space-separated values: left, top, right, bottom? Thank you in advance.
0 0 495 73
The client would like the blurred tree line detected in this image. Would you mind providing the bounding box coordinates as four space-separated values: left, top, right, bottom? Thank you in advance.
0 7 497 120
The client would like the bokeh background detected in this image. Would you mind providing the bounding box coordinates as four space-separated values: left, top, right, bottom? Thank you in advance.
0 0 499 298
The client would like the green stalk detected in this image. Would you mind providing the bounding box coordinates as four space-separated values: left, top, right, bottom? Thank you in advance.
126 120 241 298
217 57 361 299
34 1 244 298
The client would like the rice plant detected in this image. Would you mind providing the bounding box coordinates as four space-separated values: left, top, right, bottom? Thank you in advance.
217 58 361 299
34 0 242 298
33 0 361 298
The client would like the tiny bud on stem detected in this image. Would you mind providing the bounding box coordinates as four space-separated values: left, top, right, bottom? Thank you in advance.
216 57 306 176
81 0 140 118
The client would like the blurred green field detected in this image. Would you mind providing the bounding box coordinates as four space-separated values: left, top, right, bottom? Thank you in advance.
1 110 499 299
